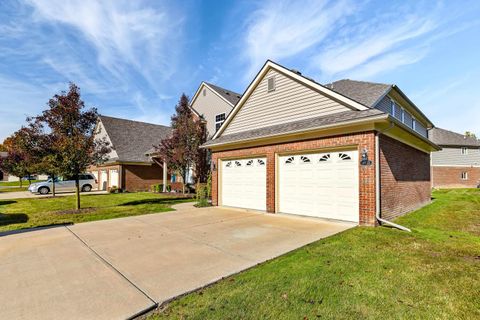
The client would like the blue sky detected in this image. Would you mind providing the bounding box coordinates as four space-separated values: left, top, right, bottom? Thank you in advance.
1 0 479 141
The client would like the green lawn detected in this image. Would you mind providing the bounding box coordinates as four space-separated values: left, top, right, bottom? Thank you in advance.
0 179 43 187
0 192 193 232
149 189 480 320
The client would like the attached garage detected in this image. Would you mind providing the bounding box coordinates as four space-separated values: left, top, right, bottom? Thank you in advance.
278 150 359 222
220 157 267 211
205 60 439 226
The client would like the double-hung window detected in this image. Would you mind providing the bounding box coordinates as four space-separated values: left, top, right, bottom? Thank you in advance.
215 113 226 132
461 147 468 155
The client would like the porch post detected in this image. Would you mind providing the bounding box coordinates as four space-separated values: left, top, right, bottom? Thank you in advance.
163 161 167 192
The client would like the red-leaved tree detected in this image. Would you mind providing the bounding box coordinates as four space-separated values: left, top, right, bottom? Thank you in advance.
155 94 208 193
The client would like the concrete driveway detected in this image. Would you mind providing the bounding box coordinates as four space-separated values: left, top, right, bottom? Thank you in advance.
0 204 355 319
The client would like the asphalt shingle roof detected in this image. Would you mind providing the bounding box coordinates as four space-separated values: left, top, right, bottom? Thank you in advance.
324 79 391 108
205 82 242 106
99 115 172 163
203 109 386 147
429 127 480 147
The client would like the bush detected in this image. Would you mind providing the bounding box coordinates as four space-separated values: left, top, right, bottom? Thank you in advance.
150 184 164 193
166 185 171 192
108 186 122 194
195 183 211 207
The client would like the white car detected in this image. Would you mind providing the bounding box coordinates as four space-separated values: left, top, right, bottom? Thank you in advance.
28 174 98 195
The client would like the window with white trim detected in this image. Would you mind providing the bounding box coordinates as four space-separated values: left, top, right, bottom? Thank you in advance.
319 154 331 162
300 156 311 163
461 147 468 155
267 77 276 92
412 118 416 131
401 108 405 123
285 156 295 164
215 113 226 132
391 100 396 116
461 172 468 180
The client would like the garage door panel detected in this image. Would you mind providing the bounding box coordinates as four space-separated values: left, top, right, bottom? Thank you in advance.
278 151 359 222
221 158 266 211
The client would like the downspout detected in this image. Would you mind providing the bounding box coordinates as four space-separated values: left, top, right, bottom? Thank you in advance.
375 122 412 232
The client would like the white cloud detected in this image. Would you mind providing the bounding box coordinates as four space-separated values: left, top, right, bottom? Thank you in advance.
243 0 356 76
314 16 437 76
26 0 183 87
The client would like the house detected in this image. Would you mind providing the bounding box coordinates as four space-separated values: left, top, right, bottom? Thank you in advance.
429 127 480 188
190 82 241 138
203 60 440 226
88 115 171 191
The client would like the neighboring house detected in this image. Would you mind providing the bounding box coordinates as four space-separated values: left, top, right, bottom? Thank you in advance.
429 127 480 188
190 82 241 138
203 60 440 226
88 115 171 191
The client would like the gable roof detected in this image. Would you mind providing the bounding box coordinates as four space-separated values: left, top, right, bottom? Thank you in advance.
325 79 391 108
204 82 241 106
190 82 241 113
212 60 369 140
99 115 171 163
429 127 480 147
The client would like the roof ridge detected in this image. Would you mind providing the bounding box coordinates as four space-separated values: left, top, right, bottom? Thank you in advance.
204 82 241 96
331 79 392 87
99 115 170 129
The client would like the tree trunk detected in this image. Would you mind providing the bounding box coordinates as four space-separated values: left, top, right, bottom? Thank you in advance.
52 174 56 197
75 177 81 210
19 177 22 188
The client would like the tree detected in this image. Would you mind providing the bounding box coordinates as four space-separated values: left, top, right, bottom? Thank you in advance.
155 94 208 194
33 83 110 209
0 126 39 187
0 143 6 152
465 131 477 139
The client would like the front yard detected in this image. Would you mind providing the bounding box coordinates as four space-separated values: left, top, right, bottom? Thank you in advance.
0 192 193 232
149 189 480 319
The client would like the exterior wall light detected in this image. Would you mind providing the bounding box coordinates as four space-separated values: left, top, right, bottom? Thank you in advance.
360 147 372 166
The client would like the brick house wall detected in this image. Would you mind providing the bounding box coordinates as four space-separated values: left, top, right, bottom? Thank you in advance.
379 135 431 220
432 166 480 188
122 163 165 192
89 163 167 192
211 131 377 226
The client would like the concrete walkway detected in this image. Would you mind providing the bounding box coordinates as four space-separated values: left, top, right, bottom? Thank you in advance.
0 206 355 319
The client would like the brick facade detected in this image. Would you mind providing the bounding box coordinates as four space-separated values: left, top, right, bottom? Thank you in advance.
212 131 377 226
379 135 431 220
89 163 167 192
432 166 480 188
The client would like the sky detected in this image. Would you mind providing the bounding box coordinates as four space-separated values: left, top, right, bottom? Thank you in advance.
1 0 479 141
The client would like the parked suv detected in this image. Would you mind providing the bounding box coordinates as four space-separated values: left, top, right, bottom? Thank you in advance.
28 174 98 195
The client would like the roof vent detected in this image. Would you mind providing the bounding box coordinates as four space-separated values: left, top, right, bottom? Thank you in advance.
291 69 302 75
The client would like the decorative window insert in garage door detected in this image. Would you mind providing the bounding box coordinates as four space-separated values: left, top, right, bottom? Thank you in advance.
278 150 359 222
220 157 267 211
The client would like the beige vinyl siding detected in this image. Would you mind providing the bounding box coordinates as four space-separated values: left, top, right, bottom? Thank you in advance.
191 85 234 137
432 147 480 166
223 69 350 135
96 121 118 160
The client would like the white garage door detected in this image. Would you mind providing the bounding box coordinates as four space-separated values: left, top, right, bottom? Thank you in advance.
278 150 359 222
221 157 267 211
109 169 119 188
